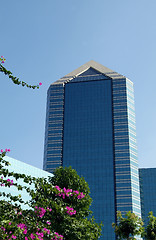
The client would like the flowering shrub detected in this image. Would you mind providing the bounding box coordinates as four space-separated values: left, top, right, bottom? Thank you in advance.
55 185 85 200
0 150 102 239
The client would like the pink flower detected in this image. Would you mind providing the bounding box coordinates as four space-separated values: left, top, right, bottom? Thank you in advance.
55 185 61 191
35 206 46 218
77 192 85 199
11 236 17 239
43 228 50 234
46 221 51 225
47 207 52 212
30 233 35 239
0 56 6 64
54 232 63 239
66 206 76 216
73 190 79 195
23 229 27 234
1 149 3 153
39 82 42 86
17 211 22 215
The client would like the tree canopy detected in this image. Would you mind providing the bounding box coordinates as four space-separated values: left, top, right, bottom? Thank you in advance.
112 211 144 240
0 151 102 239
145 212 156 240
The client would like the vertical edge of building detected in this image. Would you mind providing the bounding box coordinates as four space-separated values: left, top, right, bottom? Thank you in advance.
112 76 141 218
43 82 64 172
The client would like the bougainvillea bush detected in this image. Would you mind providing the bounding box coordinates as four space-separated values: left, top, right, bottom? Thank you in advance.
0 150 102 240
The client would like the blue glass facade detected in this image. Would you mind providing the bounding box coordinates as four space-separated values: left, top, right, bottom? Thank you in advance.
43 84 64 172
43 61 142 239
63 79 116 239
113 78 141 217
139 168 156 226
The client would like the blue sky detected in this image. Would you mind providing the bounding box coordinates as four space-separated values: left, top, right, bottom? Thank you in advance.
0 0 156 169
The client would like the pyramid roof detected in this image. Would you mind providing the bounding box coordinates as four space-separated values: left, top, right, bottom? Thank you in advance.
52 60 127 85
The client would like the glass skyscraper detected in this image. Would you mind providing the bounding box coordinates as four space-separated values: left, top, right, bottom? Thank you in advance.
43 60 141 239
139 168 156 226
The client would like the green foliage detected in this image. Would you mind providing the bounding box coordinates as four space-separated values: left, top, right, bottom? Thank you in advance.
112 211 144 240
30 166 102 239
0 152 102 239
51 166 90 194
144 211 156 240
47 166 103 239
50 166 92 216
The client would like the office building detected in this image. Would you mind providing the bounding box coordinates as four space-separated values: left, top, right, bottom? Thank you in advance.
139 168 156 226
0 156 53 208
43 60 141 239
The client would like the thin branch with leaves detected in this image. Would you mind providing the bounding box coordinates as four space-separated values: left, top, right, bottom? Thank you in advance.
0 56 42 89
